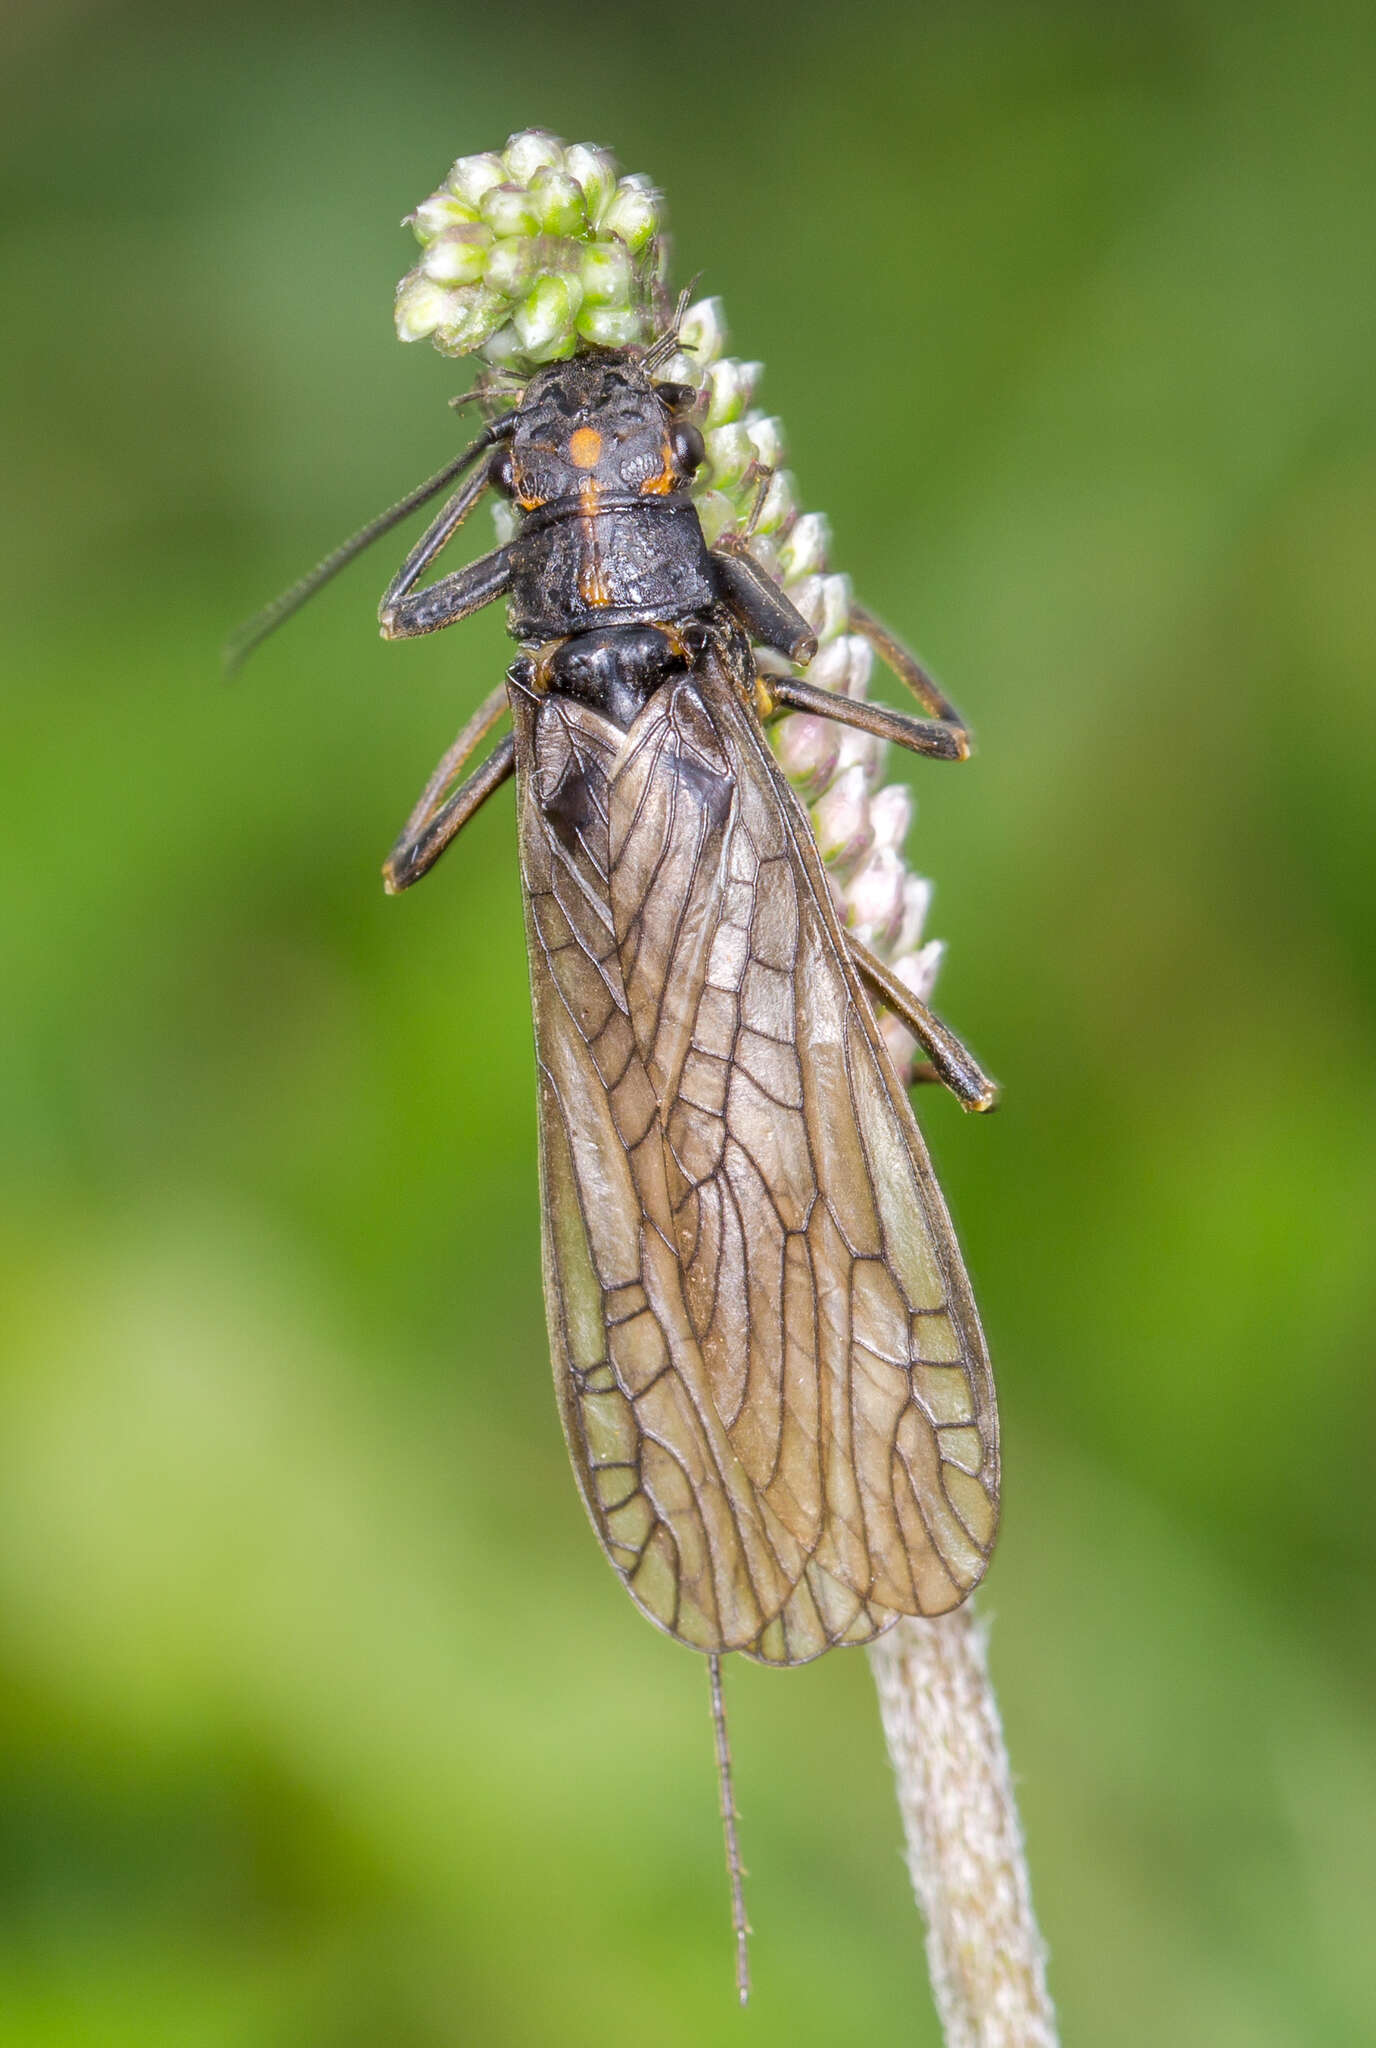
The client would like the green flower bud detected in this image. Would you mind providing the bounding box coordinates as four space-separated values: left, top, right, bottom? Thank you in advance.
530 166 586 236
409 191 479 243
601 175 660 253
703 422 756 490
480 183 540 239
564 143 619 223
655 350 705 392
689 491 730 548
418 222 493 286
579 241 633 307
576 304 644 349
434 284 508 356
480 321 525 368
679 297 727 368
703 358 761 428
485 235 537 298
502 128 565 185
445 152 506 208
514 273 584 360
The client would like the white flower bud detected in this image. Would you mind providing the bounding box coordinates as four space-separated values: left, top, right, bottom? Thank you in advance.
743 531 781 580
805 637 851 694
656 349 704 391
579 242 633 306
845 846 908 950
502 129 565 184
778 512 830 581
601 175 660 252
895 938 945 1007
433 284 507 356
869 783 913 852
834 721 885 786
409 190 479 243
484 235 536 298
812 763 874 870
419 223 493 286
576 304 643 348
563 143 619 221
774 711 841 796
895 876 935 958
394 275 461 343
679 297 728 367
480 183 540 239
790 574 852 645
746 414 786 468
838 634 873 698
445 153 506 208
480 321 524 368
704 358 760 427
752 468 795 534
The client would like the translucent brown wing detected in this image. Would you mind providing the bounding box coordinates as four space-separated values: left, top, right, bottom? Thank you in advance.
512 634 998 1666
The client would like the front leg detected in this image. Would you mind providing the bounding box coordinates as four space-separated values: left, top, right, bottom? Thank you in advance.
383 682 515 893
710 544 818 664
378 450 509 640
846 933 999 1113
379 543 512 640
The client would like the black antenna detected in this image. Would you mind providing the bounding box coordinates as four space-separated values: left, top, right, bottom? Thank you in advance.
642 280 701 373
223 415 516 675
708 1654 751 2005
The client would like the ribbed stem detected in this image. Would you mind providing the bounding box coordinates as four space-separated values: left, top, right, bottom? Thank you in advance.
867 1609 1057 2047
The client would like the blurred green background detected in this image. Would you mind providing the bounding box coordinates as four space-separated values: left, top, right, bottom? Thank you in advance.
3 1 1374 2041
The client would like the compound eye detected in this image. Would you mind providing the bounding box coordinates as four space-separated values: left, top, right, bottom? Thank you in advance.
669 420 705 475
654 381 697 414
490 444 516 497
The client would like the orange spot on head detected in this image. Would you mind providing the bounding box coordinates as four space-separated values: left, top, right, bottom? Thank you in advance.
638 434 679 495
568 426 602 470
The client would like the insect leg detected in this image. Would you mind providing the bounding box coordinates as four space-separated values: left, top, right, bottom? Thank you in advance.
379 545 513 640
849 602 973 757
846 935 999 1112
383 683 515 893
766 674 968 762
710 545 818 664
378 452 510 639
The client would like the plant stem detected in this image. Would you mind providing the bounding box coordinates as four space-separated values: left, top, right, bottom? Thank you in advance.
867 1607 1057 2047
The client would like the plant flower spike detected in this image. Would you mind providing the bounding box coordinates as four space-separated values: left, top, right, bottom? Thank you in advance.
233 129 1055 2042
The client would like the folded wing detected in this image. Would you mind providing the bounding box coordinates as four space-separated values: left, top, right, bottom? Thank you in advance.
514 638 998 1666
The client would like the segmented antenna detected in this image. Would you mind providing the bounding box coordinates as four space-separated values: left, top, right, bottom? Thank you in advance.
642 281 700 373
707 1654 751 2005
222 421 513 675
